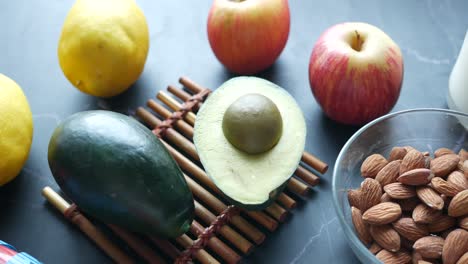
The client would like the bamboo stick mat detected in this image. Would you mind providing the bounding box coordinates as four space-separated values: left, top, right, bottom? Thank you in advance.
42 77 328 264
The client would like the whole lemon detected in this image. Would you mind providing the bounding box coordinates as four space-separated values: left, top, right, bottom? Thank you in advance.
58 0 149 97
0 74 33 186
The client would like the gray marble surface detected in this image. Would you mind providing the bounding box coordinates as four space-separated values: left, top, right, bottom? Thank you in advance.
0 0 467 263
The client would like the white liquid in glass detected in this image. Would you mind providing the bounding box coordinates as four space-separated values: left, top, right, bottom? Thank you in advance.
448 30 468 128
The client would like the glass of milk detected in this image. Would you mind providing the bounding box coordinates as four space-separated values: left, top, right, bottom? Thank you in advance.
448 30 468 128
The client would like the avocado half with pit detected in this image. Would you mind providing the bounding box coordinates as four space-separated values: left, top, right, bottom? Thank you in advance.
48 110 194 238
194 77 306 210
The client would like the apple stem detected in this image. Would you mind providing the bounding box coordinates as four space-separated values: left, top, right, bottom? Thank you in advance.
352 30 364 52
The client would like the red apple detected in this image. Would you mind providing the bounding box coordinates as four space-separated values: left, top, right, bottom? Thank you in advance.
207 0 290 75
309 22 403 125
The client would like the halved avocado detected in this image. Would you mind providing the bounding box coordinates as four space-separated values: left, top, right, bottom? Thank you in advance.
194 77 306 210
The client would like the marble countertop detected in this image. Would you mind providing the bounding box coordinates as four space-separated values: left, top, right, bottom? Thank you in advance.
0 0 467 263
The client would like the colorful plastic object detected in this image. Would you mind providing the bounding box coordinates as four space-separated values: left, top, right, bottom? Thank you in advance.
0 240 41 264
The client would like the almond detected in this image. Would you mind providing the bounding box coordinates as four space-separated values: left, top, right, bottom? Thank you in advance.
459 149 468 162
431 177 462 197
431 154 460 178
435 147 455 158
397 197 420 212
398 168 434 186
351 206 372 246
448 190 468 217
413 236 444 259
459 215 468 231
457 252 468 264
401 150 426 174
368 242 382 254
370 225 401 252
412 251 424 264
363 202 402 225
381 192 393 203
389 146 407 161
361 178 383 211
447 170 468 190
393 217 429 241
428 215 456 233
385 183 417 199
404 146 418 152
417 260 433 264
442 229 468 264
464 160 468 179
361 154 388 178
376 249 411 264
459 160 468 174
412 203 442 224
376 160 402 187
424 156 432 169
348 189 362 210
416 186 444 210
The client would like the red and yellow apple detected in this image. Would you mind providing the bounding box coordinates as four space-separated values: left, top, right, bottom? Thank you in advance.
207 0 290 75
308 22 404 125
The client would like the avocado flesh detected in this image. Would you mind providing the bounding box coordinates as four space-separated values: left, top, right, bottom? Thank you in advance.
194 77 306 208
223 93 283 154
48 110 194 238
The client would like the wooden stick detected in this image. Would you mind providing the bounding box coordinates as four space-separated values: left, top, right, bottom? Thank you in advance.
108 225 167 264
179 76 206 94
265 203 288 223
295 166 320 186
179 76 329 175
194 201 265 250
168 85 201 111
138 107 199 160
185 175 256 252
287 177 310 196
149 237 180 260
175 234 220 264
302 152 328 174
243 210 278 231
277 193 297 209
146 100 194 139
157 91 196 125
41 187 135 264
190 221 241 264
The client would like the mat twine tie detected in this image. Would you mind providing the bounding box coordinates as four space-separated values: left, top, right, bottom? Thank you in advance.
174 205 240 264
152 88 210 138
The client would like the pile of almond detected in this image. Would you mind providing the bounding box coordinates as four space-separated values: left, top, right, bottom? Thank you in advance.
349 146 468 264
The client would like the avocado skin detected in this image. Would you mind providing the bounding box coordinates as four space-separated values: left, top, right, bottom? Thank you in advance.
48 110 194 238
225 182 288 211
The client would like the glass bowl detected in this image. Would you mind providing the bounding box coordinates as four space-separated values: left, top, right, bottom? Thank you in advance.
332 108 468 263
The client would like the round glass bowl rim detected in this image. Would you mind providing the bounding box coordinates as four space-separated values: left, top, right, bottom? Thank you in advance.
331 108 468 261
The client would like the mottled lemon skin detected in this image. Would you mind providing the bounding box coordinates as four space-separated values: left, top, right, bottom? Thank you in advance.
0 74 33 186
58 0 149 97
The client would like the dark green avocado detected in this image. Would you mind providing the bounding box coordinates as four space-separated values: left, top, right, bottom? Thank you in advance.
48 110 194 238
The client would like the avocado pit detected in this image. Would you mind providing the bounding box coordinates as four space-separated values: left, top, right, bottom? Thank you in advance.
222 93 283 154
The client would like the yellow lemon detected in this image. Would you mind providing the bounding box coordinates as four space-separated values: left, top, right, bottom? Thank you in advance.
58 0 149 98
0 74 33 186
